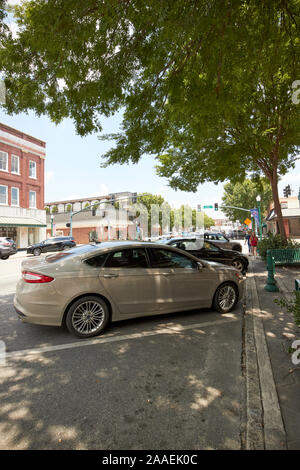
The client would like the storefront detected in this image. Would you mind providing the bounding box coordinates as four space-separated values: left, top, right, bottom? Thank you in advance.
0 216 47 248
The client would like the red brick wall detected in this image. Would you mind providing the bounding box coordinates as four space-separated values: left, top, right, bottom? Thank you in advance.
0 133 45 210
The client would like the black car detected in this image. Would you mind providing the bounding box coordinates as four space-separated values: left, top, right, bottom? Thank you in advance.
158 237 249 274
27 236 76 256
0 237 17 260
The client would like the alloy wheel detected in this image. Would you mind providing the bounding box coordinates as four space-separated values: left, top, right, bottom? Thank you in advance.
71 300 105 335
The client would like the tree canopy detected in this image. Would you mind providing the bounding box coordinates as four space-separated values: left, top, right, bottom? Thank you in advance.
0 0 299 236
221 178 273 224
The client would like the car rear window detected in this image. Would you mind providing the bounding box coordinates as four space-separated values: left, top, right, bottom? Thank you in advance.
45 244 98 262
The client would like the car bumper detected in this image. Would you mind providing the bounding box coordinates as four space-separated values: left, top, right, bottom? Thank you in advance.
0 247 17 257
14 280 65 327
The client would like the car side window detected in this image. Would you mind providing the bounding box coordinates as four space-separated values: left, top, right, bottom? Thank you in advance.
84 253 108 268
105 249 148 268
149 248 195 269
204 242 220 252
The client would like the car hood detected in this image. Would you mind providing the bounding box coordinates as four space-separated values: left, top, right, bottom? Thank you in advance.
201 260 240 272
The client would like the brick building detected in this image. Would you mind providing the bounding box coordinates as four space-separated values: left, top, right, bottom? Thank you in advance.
265 196 300 238
45 193 137 244
0 123 46 248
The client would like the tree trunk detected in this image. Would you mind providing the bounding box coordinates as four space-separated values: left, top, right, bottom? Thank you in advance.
269 172 286 239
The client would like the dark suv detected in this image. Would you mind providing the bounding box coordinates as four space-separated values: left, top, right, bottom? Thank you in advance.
27 236 76 256
0 237 17 259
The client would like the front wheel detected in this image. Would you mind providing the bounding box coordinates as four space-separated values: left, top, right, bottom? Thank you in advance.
1 255 9 260
213 282 238 313
33 248 41 256
232 258 245 273
66 296 110 338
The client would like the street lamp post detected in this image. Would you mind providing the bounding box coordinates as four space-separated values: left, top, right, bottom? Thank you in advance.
50 214 54 237
256 195 262 241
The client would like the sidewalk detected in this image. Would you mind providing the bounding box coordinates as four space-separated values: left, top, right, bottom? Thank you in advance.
248 257 300 449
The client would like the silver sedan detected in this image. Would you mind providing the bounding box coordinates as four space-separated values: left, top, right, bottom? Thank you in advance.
14 241 245 338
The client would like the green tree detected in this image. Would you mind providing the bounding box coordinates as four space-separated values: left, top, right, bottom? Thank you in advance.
1 1 299 237
222 178 273 224
66 204 72 212
51 205 58 214
136 192 167 235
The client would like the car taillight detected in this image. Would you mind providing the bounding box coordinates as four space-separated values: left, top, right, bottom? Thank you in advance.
22 271 54 283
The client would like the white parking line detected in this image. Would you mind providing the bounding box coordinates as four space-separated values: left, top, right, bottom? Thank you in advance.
1 316 239 362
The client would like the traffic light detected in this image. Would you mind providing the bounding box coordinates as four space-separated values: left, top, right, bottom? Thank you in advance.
92 208 96 216
132 192 137 204
197 204 201 212
66 223 70 228
214 203 219 211
283 185 291 198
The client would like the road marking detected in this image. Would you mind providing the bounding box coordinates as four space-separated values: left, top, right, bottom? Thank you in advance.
2 316 239 362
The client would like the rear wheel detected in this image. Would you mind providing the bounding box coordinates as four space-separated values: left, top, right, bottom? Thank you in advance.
33 248 41 256
66 295 110 338
1 255 9 260
213 282 238 313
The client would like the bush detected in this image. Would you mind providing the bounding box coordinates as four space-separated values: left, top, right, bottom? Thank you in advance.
275 291 300 328
258 233 300 258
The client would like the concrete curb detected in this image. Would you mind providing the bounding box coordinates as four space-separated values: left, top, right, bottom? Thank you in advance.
247 259 287 450
244 277 264 449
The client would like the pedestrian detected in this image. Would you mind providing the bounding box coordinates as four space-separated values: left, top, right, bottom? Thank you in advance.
250 232 258 256
245 231 251 254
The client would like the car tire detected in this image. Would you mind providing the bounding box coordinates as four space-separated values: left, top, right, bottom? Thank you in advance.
213 282 238 313
232 258 245 273
33 248 42 256
1 255 9 260
66 295 110 338
62 245 71 250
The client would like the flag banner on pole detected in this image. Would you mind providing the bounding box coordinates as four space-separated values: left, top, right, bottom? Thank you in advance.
250 208 259 227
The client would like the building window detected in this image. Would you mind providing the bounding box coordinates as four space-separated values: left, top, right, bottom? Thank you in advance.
0 151 8 172
29 160 37 178
29 190 36 208
11 155 20 174
11 187 19 206
0 185 8 205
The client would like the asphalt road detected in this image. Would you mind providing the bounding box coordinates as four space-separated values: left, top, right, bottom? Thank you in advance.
0 250 247 450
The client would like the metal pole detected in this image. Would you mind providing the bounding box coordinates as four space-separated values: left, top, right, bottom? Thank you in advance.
258 200 262 241
70 212 73 237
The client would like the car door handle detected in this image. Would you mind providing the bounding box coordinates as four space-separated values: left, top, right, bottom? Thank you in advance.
103 274 119 278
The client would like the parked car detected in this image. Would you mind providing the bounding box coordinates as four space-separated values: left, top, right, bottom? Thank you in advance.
227 230 246 240
14 241 245 338
204 232 242 252
0 237 17 260
27 236 76 256
158 238 248 274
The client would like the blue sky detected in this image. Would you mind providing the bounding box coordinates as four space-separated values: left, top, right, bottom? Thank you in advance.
1 1 299 219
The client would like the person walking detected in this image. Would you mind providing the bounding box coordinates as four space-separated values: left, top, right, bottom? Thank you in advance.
245 231 251 254
250 232 258 256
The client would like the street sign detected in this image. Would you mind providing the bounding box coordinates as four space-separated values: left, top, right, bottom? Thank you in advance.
203 205 213 209
244 218 251 226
